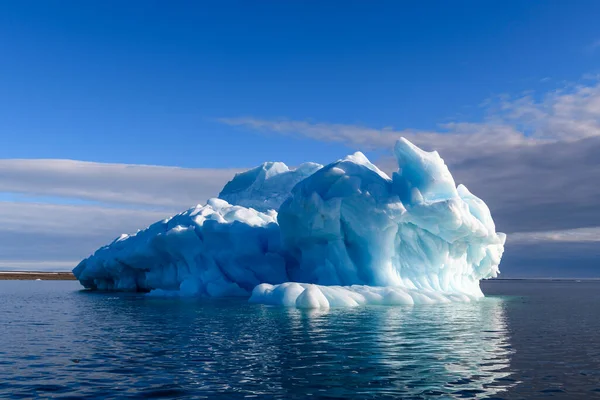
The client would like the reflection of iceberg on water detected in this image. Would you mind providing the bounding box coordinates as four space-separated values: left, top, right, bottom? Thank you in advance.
370 298 515 397
74 138 505 307
247 297 515 398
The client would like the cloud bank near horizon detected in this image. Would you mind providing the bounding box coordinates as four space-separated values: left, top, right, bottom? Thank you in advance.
0 160 240 271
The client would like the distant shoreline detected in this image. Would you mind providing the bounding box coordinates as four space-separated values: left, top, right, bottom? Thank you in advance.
0 271 76 280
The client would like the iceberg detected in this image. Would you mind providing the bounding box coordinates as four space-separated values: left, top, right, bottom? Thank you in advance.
73 138 505 308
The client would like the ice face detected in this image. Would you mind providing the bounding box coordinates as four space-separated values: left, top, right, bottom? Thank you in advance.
277 139 505 301
218 161 322 212
73 138 505 308
277 152 403 287
73 198 287 296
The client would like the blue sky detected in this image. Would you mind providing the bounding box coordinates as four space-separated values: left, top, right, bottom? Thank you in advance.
2 1 599 166
1 1 599 275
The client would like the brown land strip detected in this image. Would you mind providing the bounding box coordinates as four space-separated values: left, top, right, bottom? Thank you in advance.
0 272 76 280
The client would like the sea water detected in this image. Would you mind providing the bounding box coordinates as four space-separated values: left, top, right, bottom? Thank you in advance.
1 280 599 399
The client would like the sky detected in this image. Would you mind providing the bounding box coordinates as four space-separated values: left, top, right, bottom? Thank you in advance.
1 1 599 276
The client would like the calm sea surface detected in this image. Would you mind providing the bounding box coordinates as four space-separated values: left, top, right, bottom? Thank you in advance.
1 280 599 399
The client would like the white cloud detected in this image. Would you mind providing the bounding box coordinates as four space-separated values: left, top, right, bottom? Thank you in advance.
0 159 240 209
218 117 401 148
218 117 541 165
507 227 600 244
495 82 600 141
219 79 600 163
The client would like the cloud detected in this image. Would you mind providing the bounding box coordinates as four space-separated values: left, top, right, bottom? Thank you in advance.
218 117 402 149
497 81 600 141
0 161 242 271
0 201 170 271
507 227 600 244
218 117 535 164
447 136 600 234
0 260 84 271
0 159 240 210
219 79 600 157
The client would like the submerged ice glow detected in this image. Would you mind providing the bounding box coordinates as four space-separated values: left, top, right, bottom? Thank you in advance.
73 138 505 308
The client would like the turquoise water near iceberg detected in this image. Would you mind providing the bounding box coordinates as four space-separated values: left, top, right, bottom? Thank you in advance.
1 280 599 399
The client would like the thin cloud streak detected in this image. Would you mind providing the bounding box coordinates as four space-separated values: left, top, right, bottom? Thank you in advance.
0 159 240 209
0 260 81 271
218 117 536 163
219 79 600 162
507 227 600 244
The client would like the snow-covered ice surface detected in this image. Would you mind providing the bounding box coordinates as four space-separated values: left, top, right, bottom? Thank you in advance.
73 198 287 297
74 138 505 308
218 161 322 212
